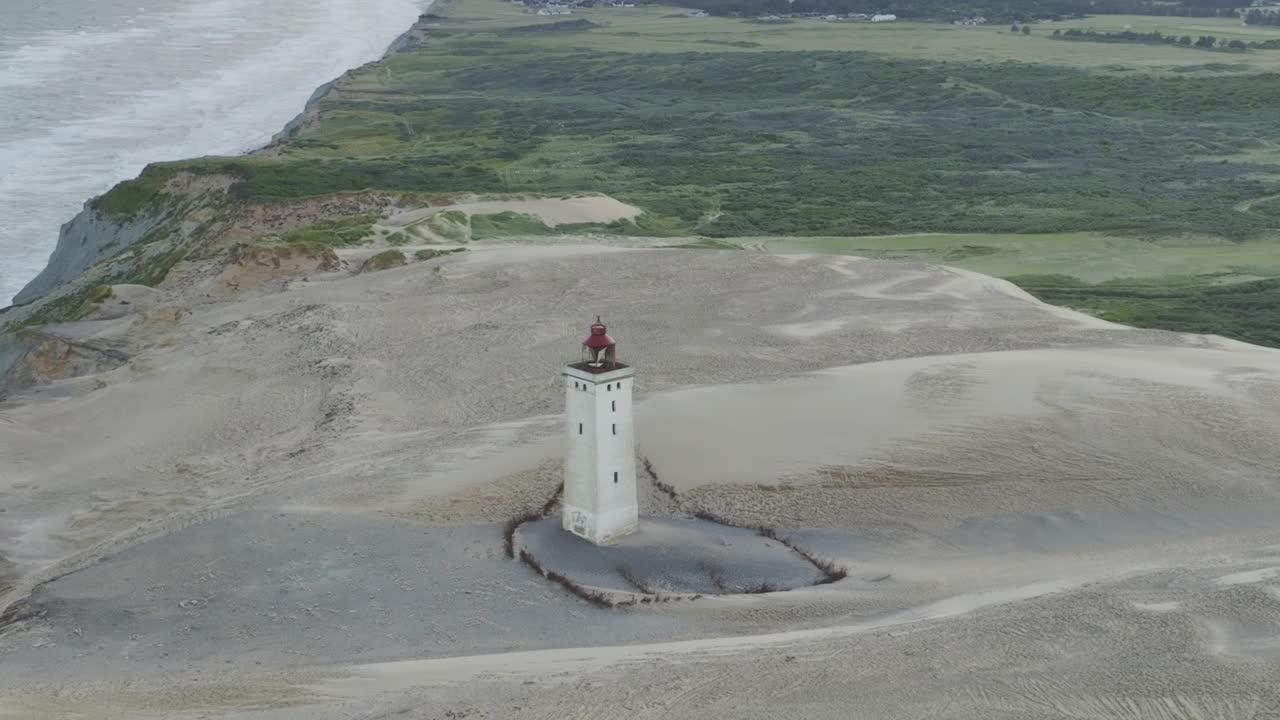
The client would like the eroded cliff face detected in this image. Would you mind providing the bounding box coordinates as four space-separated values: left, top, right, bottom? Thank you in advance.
0 13 440 376
0 330 128 394
0 171 238 338
0 180 385 387
210 245 341 297
13 210 167 306
11 171 240 305
0 330 23 380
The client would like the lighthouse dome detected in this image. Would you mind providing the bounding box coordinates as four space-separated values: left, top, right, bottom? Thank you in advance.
584 319 615 349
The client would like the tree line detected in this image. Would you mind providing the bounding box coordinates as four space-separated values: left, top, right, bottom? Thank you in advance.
1049 27 1280 50
671 0 1251 22
1245 9 1280 26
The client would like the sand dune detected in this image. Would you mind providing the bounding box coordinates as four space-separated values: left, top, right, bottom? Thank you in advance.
385 195 643 229
2 246 1279 718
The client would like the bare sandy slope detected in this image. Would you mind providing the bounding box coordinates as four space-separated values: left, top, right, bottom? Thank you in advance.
2 246 1280 718
385 195 642 229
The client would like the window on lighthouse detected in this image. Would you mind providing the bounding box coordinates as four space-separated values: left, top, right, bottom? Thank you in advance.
578 423 583 434
613 471 619 483
612 423 617 435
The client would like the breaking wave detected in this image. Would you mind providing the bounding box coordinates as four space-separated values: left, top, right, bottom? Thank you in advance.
0 0 428 304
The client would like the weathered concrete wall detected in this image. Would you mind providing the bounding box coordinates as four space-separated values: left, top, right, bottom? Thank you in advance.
562 365 638 544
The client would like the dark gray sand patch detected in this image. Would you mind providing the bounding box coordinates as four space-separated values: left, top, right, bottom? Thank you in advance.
517 517 824 595
1 509 710 686
0 552 14 597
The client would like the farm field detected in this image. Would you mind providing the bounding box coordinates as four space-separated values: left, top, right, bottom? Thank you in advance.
88 0 1280 346
435 1 1280 72
1050 12 1280 40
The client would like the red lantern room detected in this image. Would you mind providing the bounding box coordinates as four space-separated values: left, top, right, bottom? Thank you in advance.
580 316 621 369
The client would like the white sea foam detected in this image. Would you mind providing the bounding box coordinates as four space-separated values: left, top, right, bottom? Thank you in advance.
0 0 429 305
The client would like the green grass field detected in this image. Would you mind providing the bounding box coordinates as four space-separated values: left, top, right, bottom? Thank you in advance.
431 1 1280 73
762 232 1280 284
763 232 1280 345
1050 13 1280 41
94 0 1280 346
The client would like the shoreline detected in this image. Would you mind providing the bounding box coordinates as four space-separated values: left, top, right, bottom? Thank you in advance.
263 1 441 151
3 1 442 311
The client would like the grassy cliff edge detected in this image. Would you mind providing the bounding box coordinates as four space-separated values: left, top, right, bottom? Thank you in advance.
5 0 1280 349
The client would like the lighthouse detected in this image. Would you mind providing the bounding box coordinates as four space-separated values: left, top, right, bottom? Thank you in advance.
561 318 638 545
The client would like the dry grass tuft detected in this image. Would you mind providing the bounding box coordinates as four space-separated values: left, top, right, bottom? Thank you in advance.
503 509 543 559
503 481 565 558
539 482 565 516
786 543 850 585
642 457 679 500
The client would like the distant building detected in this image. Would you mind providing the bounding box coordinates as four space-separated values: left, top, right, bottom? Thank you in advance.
824 14 839 20
871 13 897 22
538 3 572 14
689 8 709 16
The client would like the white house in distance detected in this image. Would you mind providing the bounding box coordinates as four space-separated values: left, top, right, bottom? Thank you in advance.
562 318 639 545
538 3 572 15
871 13 897 22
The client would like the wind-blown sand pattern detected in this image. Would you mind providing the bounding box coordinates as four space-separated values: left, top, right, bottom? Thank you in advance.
2 246 1280 718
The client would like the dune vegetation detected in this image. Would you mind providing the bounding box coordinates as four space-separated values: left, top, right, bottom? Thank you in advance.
87 0 1280 345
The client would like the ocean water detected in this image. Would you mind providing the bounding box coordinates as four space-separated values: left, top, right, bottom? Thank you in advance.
0 0 427 305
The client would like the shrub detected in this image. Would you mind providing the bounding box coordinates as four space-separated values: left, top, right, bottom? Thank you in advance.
362 249 407 272
87 285 114 304
278 215 376 248
414 247 468 261
426 210 470 241
469 212 553 240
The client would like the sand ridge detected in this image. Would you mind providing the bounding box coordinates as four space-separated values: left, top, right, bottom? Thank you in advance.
2 245 1280 718
385 195 642 229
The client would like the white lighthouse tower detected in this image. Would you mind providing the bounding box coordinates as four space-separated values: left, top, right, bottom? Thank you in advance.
562 318 638 545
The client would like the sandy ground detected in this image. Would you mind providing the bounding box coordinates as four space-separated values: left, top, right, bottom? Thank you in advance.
384 195 642 229
2 245 1280 718
517 516 826 595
